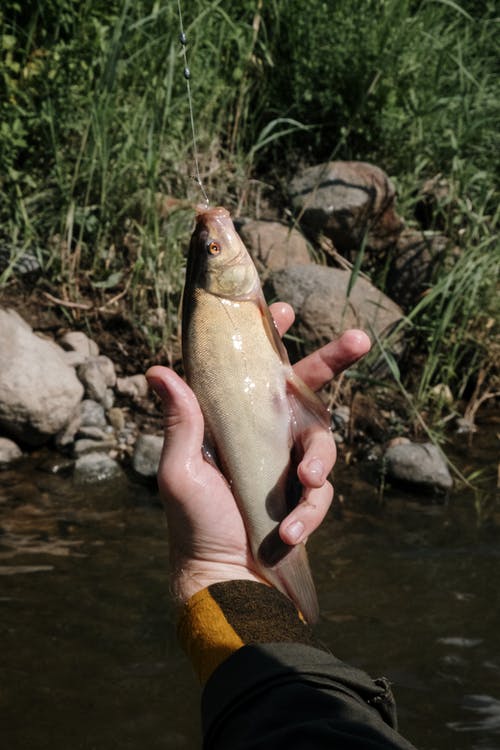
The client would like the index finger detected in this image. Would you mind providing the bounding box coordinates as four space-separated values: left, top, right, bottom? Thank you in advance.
293 330 371 392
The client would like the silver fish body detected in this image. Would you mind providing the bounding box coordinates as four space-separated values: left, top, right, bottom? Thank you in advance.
182 205 330 622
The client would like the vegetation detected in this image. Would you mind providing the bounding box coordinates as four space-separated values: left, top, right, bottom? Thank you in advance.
0 0 498 425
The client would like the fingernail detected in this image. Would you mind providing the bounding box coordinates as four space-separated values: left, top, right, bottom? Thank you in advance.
285 520 304 544
307 458 324 481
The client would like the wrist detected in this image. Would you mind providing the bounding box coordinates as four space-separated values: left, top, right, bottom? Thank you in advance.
171 561 264 604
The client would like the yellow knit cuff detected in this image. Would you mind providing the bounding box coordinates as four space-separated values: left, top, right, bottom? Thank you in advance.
177 586 244 684
177 580 318 684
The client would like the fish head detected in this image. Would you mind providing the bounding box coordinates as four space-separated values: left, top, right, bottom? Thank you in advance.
187 205 260 300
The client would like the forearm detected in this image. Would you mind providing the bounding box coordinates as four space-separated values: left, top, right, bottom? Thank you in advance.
178 580 418 750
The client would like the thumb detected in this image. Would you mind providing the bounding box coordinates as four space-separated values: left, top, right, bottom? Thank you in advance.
145 366 205 472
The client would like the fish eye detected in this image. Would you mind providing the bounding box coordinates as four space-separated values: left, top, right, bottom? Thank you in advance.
206 240 221 256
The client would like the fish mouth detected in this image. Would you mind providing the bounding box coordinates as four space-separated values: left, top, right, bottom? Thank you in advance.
195 204 230 221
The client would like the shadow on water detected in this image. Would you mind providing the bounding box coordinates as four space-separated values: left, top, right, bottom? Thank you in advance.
1 419 498 750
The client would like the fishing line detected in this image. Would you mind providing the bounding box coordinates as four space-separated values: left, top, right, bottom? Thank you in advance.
176 0 209 206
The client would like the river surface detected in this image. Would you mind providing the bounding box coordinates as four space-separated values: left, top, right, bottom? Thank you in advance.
1 422 499 750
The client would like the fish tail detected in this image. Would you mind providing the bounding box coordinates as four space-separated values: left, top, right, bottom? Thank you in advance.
270 543 319 624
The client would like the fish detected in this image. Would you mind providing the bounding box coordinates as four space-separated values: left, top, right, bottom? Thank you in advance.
181 204 331 623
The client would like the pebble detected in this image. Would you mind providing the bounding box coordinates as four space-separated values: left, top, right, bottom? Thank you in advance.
77 356 117 405
107 407 125 432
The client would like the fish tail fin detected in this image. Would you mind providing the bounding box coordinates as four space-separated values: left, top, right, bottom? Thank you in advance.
272 543 319 624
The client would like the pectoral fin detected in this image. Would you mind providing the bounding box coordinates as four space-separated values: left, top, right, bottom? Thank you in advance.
286 369 331 439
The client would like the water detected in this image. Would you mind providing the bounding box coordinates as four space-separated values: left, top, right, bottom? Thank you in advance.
1 426 498 750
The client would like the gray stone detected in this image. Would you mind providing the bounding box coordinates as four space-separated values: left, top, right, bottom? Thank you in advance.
73 437 117 456
74 452 123 483
115 374 149 402
236 219 311 273
77 356 116 405
77 425 109 440
268 264 403 349
132 434 163 478
58 331 99 358
0 437 22 466
0 309 84 446
80 399 107 428
289 161 404 254
384 441 453 493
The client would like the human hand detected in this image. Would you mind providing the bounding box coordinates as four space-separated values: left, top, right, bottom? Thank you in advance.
146 303 370 604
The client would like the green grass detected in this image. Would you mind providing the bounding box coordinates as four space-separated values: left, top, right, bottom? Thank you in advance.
0 0 498 420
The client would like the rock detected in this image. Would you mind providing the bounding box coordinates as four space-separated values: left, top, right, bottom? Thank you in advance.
61 350 88 368
289 161 404 255
429 383 454 406
132 434 163 478
331 405 350 433
235 219 311 273
80 399 107 428
55 408 81 448
0 309 84 446
74 452 123 483
384 441 453 493
267 264 403 349
107 407 126 432
101 387 115 410
77 356 117 404
385 229 449 310
73 437 117 456
0 247 41 278
58 331 99 358
0 437 23 466
115 374 149 402
76 425 109 440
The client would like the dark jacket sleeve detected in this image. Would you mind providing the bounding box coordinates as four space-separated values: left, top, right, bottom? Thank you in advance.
177 580 418 750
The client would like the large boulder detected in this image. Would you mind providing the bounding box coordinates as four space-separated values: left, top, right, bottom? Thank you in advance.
289 161 404 256
0 309 84 446
236 219 311 273
267 264 403 349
